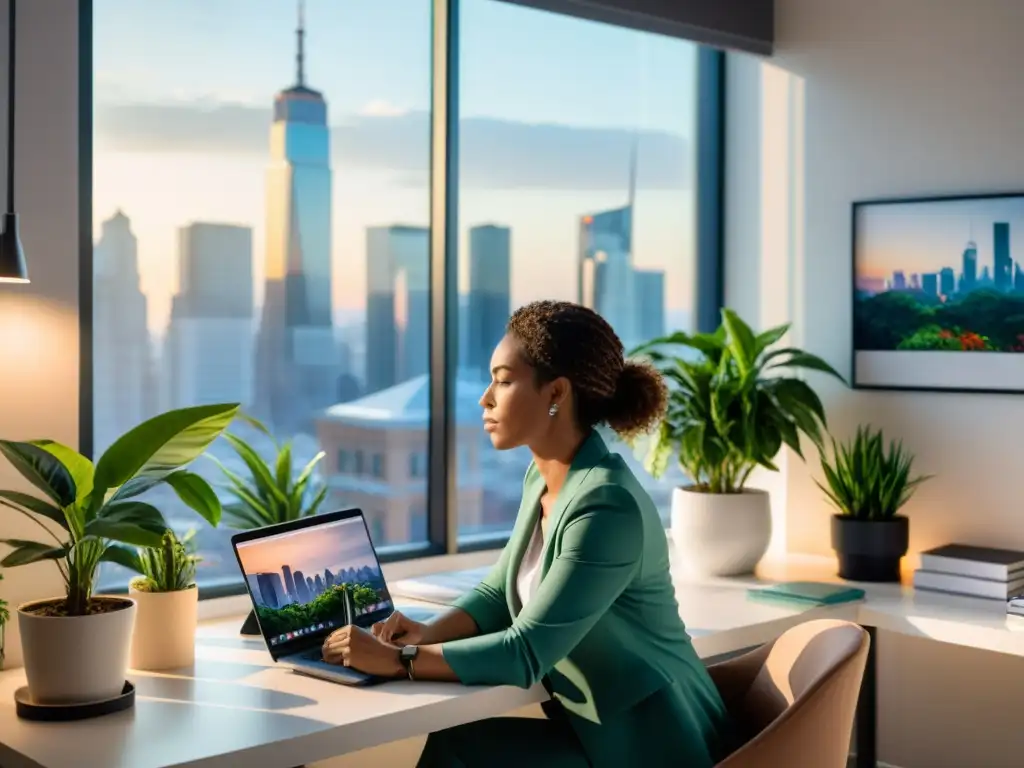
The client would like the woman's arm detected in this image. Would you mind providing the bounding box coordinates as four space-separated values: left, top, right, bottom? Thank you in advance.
419 606 480 645
414 485 643 687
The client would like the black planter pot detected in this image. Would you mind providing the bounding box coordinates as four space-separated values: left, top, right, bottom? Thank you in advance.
831 514 909 583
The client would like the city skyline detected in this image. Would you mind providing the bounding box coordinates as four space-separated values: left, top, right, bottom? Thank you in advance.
856 196 1024 282
235 518 380 578
93 0 698 335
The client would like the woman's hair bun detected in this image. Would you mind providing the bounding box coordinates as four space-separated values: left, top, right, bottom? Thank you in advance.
604 359 668 440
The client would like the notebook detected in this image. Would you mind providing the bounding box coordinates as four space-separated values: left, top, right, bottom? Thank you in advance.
747 581 866 606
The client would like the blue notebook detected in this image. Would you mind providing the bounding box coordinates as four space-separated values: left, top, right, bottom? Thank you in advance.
747 581 866 606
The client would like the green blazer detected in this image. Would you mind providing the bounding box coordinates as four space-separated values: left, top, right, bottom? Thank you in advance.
442 431 735 767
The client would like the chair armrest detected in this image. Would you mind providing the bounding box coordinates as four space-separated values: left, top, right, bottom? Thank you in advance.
706 641 773 707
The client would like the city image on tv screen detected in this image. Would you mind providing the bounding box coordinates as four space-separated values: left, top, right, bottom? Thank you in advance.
853 192 1024 393
234 515 392 647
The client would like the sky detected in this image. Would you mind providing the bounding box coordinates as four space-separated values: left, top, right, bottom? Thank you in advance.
93 0 699 334
857 196 1024 280
235 517 378 577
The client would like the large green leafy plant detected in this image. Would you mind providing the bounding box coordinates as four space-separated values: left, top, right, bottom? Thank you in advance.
0 403 239 616
632 309 844 494
212 414 327 529
817 425 931 520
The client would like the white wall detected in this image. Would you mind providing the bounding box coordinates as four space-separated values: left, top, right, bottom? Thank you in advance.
727 0 1024 765
0 0 80 668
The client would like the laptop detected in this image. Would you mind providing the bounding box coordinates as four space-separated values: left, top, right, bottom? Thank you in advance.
231 507 435 686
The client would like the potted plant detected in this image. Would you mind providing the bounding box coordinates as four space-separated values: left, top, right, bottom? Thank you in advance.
0 403 237 705
210 414 327 634
127 529 202 670
818 425 931 582
632 309 843 576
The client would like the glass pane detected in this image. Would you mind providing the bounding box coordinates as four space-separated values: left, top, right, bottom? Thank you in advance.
93 0 432 591
456 1 698 540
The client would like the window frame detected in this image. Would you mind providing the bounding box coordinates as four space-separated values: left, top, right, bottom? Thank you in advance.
78 0 726 598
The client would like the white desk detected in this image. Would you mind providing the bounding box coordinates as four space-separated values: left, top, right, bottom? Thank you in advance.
1 554 1021 768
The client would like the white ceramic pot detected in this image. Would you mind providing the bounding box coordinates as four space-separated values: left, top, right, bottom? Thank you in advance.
129 585 198 671
670 487 772 577
18 595 136 705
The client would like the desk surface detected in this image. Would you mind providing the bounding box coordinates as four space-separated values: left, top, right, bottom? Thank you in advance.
2 553 1024 768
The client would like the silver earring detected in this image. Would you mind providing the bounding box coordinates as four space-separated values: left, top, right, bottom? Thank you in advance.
548 404 559 417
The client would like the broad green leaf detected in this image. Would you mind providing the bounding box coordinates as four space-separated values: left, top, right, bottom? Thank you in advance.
720 308 757 374
753 323 790 358
100 543 143 574
642 423 673 479
0 539 67 567
107 475 163 505
32 441 94 505
768 350 845 382
773 378 828 427
93 403 240 500
0 490 68 529
0 441 77 508
164 471 222 528
86 501 168 547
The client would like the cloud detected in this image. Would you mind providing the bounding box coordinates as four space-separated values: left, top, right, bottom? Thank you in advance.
358 99 409 118
94 101 689 190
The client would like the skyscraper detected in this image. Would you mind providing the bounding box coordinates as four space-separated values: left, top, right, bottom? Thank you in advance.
93 210 155 453
961 240 977 292
994 222 1011 291
467 224 511 376
254 0 337 433
634 269 666 341
163 223 255 411
577 139 665 349
939 266 955 297
365 225 430 393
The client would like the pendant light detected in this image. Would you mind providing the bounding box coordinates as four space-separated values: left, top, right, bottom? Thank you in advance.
0 0 27 284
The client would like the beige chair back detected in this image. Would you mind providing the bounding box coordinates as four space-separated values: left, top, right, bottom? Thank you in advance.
709 619 869 768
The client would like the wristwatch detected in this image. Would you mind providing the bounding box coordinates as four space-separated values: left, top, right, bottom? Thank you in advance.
399 645 419 680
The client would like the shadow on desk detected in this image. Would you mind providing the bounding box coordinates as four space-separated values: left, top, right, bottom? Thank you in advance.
134 676 318 711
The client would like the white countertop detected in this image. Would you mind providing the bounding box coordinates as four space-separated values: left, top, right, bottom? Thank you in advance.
1 552 1022 768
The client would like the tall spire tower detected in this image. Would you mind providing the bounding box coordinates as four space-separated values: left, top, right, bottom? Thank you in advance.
296 0 305 87
253 0 337 434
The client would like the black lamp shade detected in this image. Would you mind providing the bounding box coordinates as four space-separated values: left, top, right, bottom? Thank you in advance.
0 212 28 283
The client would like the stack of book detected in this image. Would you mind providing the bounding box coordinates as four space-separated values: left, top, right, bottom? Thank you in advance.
912 543 1024 601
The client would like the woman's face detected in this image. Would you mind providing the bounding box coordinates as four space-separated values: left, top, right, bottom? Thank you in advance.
479 334 565 450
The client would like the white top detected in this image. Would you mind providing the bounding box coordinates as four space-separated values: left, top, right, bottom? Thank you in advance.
516 518 546 609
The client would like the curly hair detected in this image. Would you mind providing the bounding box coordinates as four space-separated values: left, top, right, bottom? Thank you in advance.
506 300 667 440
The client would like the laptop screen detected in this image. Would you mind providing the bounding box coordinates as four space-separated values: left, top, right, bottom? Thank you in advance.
234 513 394 651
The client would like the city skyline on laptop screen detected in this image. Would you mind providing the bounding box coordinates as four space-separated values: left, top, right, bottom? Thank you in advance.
235 516 393 647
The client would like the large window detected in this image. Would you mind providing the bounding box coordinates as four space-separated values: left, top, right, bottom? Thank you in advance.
92 0 433 589
455 1 699 539
88 1 722 592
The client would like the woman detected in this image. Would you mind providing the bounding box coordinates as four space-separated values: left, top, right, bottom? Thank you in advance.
322 300 735 767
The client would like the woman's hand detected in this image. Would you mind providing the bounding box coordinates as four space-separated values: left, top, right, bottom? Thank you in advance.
322 625 404 678
371 610 433 646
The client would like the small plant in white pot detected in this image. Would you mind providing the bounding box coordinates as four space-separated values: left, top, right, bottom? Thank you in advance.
0 403 237 705
128 529 203 671
632 309 843 576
